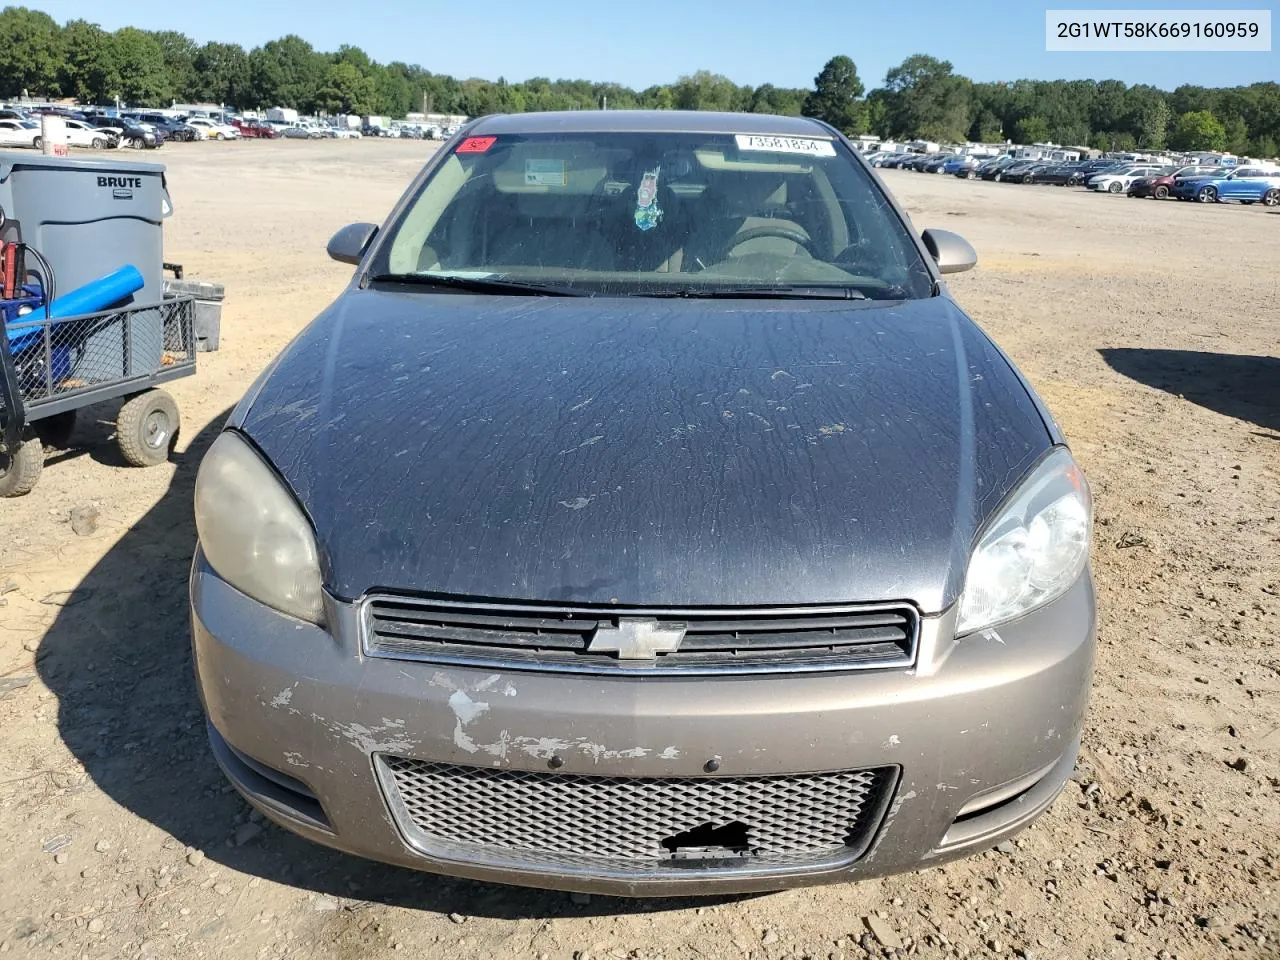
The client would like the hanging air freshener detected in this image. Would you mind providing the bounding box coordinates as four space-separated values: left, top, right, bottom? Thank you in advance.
634 166 663 231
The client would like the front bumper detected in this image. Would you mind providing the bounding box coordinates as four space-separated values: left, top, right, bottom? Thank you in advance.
191 552 1095 896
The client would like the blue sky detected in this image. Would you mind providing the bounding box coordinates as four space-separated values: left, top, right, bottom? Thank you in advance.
36 0 1276 89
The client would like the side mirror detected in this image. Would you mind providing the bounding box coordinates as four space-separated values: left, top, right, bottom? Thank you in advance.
921 228 977 275
327 222 378 265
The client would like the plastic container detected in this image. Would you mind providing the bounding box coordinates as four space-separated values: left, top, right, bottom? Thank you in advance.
0 153 172 381
163 278 223 352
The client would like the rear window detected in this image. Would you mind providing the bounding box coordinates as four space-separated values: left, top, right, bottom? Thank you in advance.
374 131 933 299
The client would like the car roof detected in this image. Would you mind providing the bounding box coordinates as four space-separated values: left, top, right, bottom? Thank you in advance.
468 110 833 137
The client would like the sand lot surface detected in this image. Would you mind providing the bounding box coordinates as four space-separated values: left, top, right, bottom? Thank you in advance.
0 139 1277 960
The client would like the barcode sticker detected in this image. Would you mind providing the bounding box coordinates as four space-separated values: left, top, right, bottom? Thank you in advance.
734 135 837 157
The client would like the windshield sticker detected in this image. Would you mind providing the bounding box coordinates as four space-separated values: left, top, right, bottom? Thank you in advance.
734 134 836 158
456 136 496 153
525 158 567 186
634 166 663 231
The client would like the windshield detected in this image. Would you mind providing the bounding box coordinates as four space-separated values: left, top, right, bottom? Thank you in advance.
373 131 934 299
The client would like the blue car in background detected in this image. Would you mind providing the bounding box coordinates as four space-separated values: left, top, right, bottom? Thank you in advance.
943 155 981 178
1171 166 1280 204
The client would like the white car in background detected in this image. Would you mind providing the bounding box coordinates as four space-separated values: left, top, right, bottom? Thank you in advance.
41 118 108 149
0 118 41 148
185 117 240 140
330 126 362 139
30 118 115 150
1087 164 1168 194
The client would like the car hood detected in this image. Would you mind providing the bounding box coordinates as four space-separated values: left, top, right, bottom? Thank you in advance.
239 291 1052 610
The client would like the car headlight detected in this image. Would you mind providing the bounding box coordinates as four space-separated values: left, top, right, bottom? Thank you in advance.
194 431 325 625
956 447 1091 636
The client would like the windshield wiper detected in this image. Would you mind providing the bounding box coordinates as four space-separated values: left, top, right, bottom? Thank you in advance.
642 285 868 300
368 273 585 297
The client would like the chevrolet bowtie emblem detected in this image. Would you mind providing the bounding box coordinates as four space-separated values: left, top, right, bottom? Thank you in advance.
587 618 686 660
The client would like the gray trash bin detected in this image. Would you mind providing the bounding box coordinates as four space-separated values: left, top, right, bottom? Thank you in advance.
163 278 223 352
0 152 172 381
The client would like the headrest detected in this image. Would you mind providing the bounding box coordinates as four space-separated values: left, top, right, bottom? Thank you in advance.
712 172 788 216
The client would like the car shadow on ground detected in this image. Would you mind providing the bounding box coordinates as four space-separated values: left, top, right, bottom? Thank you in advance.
36 411 748 918
1099 348 1280 434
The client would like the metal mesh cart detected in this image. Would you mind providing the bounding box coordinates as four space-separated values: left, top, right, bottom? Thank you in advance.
0 296 197 496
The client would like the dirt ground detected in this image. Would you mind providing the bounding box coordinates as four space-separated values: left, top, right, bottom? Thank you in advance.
0 139 1277 960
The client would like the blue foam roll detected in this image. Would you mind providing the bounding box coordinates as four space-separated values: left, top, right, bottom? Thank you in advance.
48 265 145 319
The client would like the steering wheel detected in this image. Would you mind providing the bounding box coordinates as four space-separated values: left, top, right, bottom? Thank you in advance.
719 224 815 260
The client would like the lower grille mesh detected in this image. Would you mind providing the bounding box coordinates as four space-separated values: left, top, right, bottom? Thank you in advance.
380 757 895 874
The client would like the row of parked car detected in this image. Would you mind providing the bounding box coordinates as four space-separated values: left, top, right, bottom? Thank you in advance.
216 119 455 140
867 151 990 176
0 104 460 152
0 105 250 150
230 118 364 140
868 150 1280 207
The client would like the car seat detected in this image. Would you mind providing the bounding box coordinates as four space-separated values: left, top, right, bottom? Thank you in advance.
683 173 812 270
480 191 618 272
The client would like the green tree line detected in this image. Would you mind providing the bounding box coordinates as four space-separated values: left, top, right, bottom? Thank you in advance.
1 6 1276 156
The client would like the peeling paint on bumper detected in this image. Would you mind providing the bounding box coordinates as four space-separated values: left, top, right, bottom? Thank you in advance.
190 550 1095 896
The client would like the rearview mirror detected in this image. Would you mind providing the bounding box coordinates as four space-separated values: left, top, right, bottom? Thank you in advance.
921 228 977 275
327 222 378 265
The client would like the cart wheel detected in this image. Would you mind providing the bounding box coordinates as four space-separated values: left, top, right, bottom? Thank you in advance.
117 390 180 467
34 411 76 449
0 432 44 498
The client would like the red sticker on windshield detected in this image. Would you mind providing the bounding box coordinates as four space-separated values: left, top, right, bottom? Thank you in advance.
456 136 496 153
